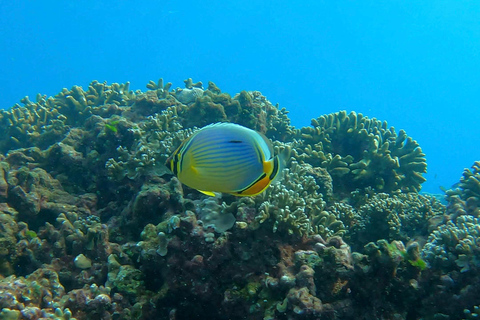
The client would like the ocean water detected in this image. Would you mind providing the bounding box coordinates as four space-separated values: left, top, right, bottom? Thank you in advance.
1 3 480 319
1 2 479 193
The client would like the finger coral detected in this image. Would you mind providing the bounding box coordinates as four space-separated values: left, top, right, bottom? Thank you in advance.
0 80 137 154
422 215 480 273
231 158 345 238
296 111 427 196
445 161 480 218
0 96 69 152
347 192 445 250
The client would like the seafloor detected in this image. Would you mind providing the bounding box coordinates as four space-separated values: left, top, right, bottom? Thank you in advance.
0 78 479 320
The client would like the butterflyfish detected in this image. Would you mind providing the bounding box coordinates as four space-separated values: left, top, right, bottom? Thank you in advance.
166 122 286 196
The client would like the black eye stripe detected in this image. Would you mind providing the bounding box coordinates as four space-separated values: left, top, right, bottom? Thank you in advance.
173 154 179 175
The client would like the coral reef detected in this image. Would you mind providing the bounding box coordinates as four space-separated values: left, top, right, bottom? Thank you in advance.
295 111 427 196
223 158 344 238
0 96 69 152
0 80 138 154
105 107 192 181
2 77 475 320
445 161 480 218
459 161 480 201
422 215 480 273
347 192 445 250
416 169 480 319
0 267 74 319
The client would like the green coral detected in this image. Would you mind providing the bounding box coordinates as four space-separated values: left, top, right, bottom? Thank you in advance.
52 81 134 123
184 94 228 127
0 212 18 276
460 161 480 200
233 158 345 237
106 254 145 298
105 106 193 180
363 239 409 273
224 275 281 320
294 250 323 268
138 224 169 257
446 161 480 218
56 212 108 258
296 111 427 195
0 309 21 320
347 192 445 249
0 80 139 154
0 96 69 152
422 215 480 272
104 120 120 133
409 257 427 270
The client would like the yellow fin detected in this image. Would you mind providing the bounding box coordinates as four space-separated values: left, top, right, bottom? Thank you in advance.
190 165 199 174
198 190 216 197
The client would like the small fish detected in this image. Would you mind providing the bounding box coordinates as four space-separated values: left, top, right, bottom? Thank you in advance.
166 122 286 196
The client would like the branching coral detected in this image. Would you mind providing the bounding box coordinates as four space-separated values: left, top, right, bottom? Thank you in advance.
52 81 135 123
460 161 480 200
422 215 480 273
423 165 480 274
55 212 110 259
446 161 480 218
0 96 69 152
347 192 445 250
164 78 295 140
105 106 193 181
233 158 345 238
0 80 138 154
296 111 427 195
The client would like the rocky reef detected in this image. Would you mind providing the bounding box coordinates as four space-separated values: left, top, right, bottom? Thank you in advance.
0 78 477 319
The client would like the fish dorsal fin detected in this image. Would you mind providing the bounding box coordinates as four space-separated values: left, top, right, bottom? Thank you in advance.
198 190 216 197
257 132 274 159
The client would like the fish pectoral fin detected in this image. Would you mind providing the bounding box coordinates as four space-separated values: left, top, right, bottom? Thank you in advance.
198 190 216 197
190 165 199 174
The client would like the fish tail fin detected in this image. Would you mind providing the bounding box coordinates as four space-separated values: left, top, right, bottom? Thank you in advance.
272 145 291 183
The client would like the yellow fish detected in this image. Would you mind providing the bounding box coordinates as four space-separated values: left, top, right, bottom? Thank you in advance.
166 122 285 196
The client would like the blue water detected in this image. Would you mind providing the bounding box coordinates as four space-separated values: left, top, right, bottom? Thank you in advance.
1 1 479 194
